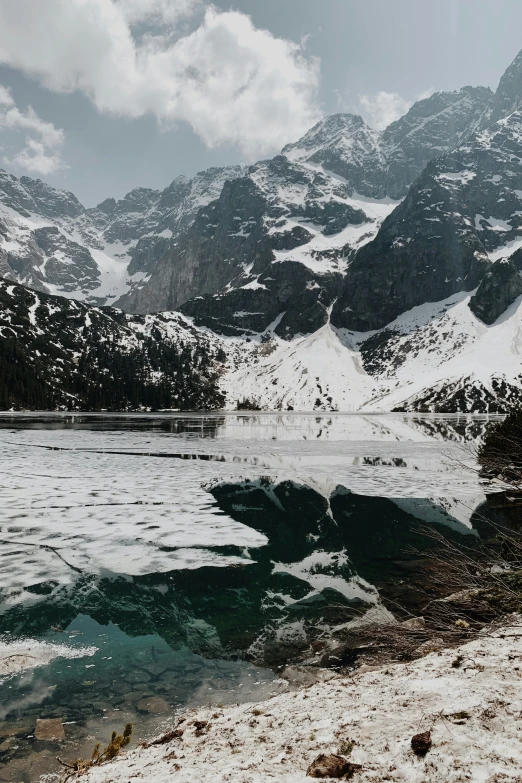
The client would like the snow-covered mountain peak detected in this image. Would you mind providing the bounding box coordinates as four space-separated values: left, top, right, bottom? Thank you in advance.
281 113 373 162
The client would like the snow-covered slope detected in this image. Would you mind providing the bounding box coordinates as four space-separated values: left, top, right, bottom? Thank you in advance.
217 289 522 413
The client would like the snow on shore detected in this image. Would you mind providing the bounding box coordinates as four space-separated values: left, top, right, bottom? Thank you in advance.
77 621 522 783
0 638 98 679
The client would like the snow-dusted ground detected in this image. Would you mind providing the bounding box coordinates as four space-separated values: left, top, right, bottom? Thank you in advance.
0 638 97 679
76 620 522 783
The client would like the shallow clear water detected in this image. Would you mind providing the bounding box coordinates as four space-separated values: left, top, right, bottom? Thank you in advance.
0 412 502 781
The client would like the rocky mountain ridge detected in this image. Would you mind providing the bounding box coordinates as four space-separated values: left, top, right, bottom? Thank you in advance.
1 276 521 413
0 72 506 328
3 46 522 411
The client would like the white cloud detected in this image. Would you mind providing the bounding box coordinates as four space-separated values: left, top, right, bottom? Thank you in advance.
7 137 65 176
358 91 413 130
1 105 64 147
0 84 14 106
0 0 321 159
0 83 66 175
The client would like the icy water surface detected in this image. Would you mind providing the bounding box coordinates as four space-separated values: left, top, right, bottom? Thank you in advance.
0 413 502 781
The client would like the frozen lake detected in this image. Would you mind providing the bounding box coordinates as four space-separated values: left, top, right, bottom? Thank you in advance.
0 412 502 781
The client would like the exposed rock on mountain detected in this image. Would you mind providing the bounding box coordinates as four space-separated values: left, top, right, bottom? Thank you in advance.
381 86 493 197
0 80 501 326
180 261 339 337
332 108 522 331
0 165 244 306
469 257 522 324
491 46 522 122
283 88 493 199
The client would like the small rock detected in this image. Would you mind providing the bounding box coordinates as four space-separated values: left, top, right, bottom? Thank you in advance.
136 696 170 714
401 617 425 630
411 730 432 756
35 718 65 741
0 737 15 753
147 728 184 746
307 754 362 778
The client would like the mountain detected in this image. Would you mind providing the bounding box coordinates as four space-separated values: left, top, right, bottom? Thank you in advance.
3 47 522 412
332 108 522 331
3 275 519 413
0 83 495 331
284 86 493 199
0 279 224 410
0 165 244 306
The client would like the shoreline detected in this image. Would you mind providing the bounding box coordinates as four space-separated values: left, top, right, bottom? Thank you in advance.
70 616 522 783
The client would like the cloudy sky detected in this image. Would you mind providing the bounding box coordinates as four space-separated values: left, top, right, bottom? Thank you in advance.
0 0 521 205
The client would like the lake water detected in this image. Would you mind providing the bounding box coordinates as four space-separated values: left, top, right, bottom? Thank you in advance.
0 412 501 781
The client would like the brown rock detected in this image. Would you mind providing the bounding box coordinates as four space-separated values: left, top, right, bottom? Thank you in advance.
147 728 184 747
136 696 170 714
411 730 432 756
0 720 33 738
35 718 65 741
306 753 362 778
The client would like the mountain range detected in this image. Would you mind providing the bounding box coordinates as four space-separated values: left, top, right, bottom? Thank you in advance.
2 48 522 412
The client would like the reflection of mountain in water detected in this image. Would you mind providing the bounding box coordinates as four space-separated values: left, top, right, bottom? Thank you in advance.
0 478 487 667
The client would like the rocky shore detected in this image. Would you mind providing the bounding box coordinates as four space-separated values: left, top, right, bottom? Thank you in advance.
73 617 522 783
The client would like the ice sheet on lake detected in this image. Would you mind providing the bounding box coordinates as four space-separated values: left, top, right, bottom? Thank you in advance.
0 415 492 595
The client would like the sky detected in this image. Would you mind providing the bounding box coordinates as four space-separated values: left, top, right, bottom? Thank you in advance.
0 0 521 206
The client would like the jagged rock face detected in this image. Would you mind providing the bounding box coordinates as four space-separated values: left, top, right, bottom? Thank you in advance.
331 174 490 331
89 187 162 242
382 87 494 197
116 154 380 316
180 261 340 338
282 114 388 197
469 259 522 324
117 176 273 313
0 166 245 305
491 47 522 122
333 109 522 331
33 227 100 293
0 169 84 220
281 88 493 200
